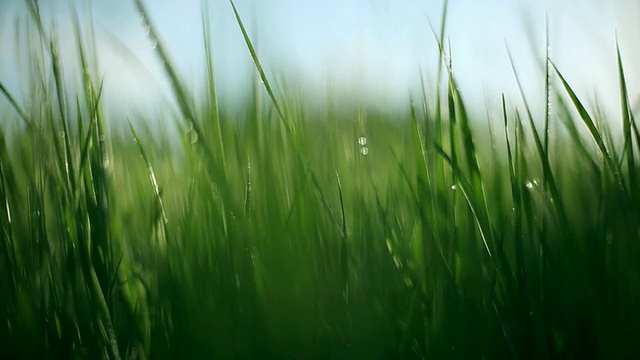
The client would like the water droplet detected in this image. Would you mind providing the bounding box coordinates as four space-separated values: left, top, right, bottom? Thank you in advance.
525 179 539 190
358 136 367 146
393 256 402 269
360 147 369 156
451 184 456 190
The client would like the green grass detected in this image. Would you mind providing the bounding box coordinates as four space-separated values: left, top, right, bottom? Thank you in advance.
2 1 640 359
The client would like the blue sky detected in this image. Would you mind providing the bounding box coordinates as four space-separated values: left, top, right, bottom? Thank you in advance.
1 0 639 123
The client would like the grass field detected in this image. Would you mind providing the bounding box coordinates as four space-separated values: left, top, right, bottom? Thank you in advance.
2 1 640 359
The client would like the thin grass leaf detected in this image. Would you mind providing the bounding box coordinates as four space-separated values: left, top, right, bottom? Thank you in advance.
432 143 492 257
128 121 168 226
507 47 568 227
49 33 77 199
73 78 104 212
336 173 348 302
0 81 33 129
202 0 227 172
133 0 214 162
552 62 626 194
230 0 287 128
616 42 636 197
543 18 551 176
411 99 430 212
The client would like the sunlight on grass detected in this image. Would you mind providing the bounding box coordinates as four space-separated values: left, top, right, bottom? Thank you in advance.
1 1 639 359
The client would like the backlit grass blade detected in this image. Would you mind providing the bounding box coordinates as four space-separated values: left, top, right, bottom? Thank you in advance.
128 120 168 226
543 19 551 173
507 47 567 227
437 31 495 256
230 0 286 127
616 42 636 196
133 0 214 161
432 0 448 141
0 81 33 129
202 0 227 172
74 78 105 211
552 62 626 193
336 173 348 301
410 99 429 211
49 33 77 201
432 143 492 257
0 128 18 289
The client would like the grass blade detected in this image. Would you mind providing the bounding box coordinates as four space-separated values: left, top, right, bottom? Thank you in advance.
230 0 286 127
616 41 636 197
552 62 626 193
507 47 568 227
0 81 33 129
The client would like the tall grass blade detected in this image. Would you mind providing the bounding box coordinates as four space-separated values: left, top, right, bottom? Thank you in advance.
432 143 492 257
133 0 214 162
202 0 227 173
336 173 348 302
129 120 168 226
507 47 568 227
230 0 286 127
552 62 626 193
0 82 33 129
616 42 636 197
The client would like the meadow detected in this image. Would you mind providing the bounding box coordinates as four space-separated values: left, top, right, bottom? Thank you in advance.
1 1 640 359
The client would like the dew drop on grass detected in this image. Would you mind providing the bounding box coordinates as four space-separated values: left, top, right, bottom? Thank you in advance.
392 255 402 269
358 136 367 146
451 184 456 190
360 147 369 156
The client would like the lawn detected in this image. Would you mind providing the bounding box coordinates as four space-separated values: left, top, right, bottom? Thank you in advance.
1 1 640 359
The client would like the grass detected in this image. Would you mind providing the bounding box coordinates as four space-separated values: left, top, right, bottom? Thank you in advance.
1 1 640 358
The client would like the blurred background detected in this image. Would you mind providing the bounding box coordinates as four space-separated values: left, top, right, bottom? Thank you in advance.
1 0 639 124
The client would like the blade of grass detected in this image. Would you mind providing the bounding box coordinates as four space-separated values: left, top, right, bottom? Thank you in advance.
432 143 492 257
616 41 636 198
128 121 168 226
0 81 33 129
336 173 348 302
507 47 568 227
230 0 286 129
202 0 227 172
552 62 626 194
133 0 215 163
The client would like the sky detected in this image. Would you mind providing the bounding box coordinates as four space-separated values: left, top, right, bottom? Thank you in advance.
1 0 639 125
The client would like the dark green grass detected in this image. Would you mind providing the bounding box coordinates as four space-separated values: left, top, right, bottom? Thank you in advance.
1 1 640 359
